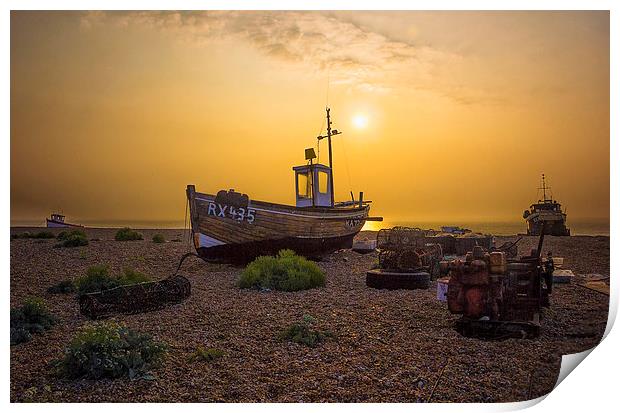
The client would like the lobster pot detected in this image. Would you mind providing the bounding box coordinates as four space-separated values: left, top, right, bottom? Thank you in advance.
455 236 493 256
377 227 428 250
79 276 191 319
424 235 456 254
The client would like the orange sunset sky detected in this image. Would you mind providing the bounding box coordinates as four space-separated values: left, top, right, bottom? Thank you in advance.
10 11 609 228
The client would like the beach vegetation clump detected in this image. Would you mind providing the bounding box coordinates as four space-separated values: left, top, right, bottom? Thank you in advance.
57 230 86 240
56 322 167 380
115 227 143 241
152 234 165 243
238 249 325 291
75 265 118 295
60 234 89 248
75 265 151 295
47 280 76 294
10 297 57 345
56 230 89 248
188 346 224 363
33 231 55 239
118 268 150 285
11 231 55 240
279 315 332 347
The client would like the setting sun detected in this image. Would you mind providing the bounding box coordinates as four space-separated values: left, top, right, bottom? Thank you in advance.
352 114 368 129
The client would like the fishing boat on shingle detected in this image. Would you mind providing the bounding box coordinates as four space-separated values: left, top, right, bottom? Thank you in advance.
186 107 383 263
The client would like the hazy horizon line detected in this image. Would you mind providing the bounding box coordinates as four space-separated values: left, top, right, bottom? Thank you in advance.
10 216 610 236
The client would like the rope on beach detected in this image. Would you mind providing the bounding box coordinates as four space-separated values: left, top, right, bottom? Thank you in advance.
426 357 450 402
173 252 202 277
183 197 191 246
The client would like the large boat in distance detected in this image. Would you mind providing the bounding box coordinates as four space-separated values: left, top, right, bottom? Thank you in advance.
46 213 84 228
523 174 570 236
186 107 382 262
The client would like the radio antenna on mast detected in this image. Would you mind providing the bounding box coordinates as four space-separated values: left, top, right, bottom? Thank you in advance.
326 70 330 107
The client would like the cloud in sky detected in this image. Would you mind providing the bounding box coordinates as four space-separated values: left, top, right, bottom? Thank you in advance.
79 11 478 101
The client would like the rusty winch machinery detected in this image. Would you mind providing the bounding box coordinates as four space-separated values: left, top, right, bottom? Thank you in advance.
446 230 553 339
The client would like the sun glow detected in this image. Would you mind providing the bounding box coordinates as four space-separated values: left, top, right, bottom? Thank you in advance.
352 114 368 129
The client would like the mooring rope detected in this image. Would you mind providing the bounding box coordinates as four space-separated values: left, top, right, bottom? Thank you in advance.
183 196 191 246
172 252 202 277
426 357 450 402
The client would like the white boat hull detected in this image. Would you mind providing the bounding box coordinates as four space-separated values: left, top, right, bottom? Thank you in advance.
46 219 83 228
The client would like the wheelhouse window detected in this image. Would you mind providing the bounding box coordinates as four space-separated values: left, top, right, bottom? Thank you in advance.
318 170 329 194
297 172 312 198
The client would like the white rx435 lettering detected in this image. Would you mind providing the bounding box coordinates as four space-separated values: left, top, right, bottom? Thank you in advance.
207 202 256 223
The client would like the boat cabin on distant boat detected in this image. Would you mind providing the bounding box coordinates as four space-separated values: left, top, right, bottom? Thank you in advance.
51 213 64 223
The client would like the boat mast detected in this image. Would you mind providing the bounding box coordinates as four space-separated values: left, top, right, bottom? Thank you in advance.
317 107 341 206
539 173 550 201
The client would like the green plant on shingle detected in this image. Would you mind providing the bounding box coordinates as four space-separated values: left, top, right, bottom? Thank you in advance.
20 384 55 402
47 280 76 294
56 322 167 380
11 231 31 239
117 268 150 285
11 231 55 239
279 315 332 348
238 249 325 292
74 265 119 295
188 346 224 363
34 231 55 239
10 297 57 345
61 235 88 247
74 265 151 295
55 230 88 248
115 227 143 241
152 234 165 243
57 230 86 240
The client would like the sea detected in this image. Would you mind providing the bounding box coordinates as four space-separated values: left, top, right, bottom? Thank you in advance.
360 219 609 236
11 218 610 236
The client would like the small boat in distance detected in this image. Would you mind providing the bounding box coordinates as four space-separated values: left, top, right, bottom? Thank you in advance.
440 226 472 235
523 174 570 236
46 213 84 228
187 107 383 262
